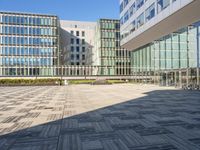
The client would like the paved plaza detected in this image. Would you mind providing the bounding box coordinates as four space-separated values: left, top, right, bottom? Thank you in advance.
0 84 200 150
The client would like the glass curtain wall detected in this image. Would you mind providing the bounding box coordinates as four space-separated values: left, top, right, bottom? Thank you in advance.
96 19 131 76
131 23 199 87
0 12 59 76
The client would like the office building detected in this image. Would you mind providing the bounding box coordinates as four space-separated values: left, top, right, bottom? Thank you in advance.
95 19 131 76
59 20 97 76
120 0 200 50
0 11 60 76
60 20 96 66
0 11 131 77
120 0 200 87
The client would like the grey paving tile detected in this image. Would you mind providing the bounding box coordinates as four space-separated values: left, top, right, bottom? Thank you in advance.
0 84 200 150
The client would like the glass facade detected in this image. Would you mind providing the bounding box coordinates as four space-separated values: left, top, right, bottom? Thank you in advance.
95 19 131 75
0 12 59 76
131 22 200 87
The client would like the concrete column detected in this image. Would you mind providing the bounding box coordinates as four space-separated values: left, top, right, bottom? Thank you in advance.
0 67 2 76
153 72 155 85
157 72 160 86
179 70 182 88
135 72 137 83
186 68 189 87
61 66 63 77
197 67 199 85
175 71 177 86
166 73 168 86
195 23 199 86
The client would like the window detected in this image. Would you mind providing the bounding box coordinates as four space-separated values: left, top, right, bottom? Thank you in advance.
124 11 129 23
82 47 85 52
17 17 21 24
130 20 136 32
136 0 144 10
1 16 4 23
115 23 120 29
24 17 28 24
41 18 45 25
5 26 9 34
76 31 79 36
70 38 74 44
129 3 135 17
137 13 144 28
157 0 170 13
124 0 129 8
82 39 85 45
82 31 85 37
76 39 80 44
70 30 74 35
82 55 85 60
24 27 28 34
7 16 11 24
116 41 120 47
5 47 9 55
71 54 74 60
120 2 124 13
21 47 24 55
5 16 9 23
76 46 80 52
76 54 79 60
20 17 25 25
71 46 74 52
32 18 36 25
120 17 124 25
145 3 155 22
13 16 16 24
116 32 120 39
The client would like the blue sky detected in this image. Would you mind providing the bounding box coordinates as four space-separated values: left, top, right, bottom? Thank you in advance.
0 0 119 21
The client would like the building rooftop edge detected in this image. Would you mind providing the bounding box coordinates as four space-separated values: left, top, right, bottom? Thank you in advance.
0 10 58 17
99 18 119 21
60 20 96 24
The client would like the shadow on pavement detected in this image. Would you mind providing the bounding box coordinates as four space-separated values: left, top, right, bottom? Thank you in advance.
0 90 200 150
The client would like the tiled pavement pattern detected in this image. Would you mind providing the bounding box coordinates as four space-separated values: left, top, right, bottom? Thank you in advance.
0 84 200 150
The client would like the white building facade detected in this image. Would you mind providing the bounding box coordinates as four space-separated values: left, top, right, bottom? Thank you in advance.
60 20 96 66
120 0 200 87
120 0 200 50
